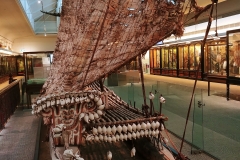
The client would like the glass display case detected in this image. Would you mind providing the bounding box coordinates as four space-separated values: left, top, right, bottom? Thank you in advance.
227 30 240 78
23 51 53 107
226 29 240 100
149 48 160 74
161 46 177 76
0 55 17 76
23 52 53 81
16 56 33 76
178 42 201 78
188 43 201 70
206 40 226 76
169 47 177 69
161 48 168 69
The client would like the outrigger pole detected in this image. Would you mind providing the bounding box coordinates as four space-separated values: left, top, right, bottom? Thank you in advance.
179 0 218 157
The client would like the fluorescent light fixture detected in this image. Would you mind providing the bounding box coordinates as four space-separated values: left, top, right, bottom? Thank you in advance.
0 49 12 55
213 36 220 40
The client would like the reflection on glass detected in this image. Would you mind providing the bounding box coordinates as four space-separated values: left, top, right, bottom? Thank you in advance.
168 48 177 69
25 53 53 80
183 46 189 69
189 44 194 70
149 48 160 74
194 44 201 70
229 32 240 77
162 48 168 68
179 46 183 69
156 49 160 68
0 55 17 77
208 44 226 75
172 48 177 69
153 49 160 68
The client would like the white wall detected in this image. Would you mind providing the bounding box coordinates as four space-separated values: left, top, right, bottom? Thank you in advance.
12 35 57 53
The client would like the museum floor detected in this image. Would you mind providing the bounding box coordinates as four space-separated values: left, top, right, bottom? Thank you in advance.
0 74 239 160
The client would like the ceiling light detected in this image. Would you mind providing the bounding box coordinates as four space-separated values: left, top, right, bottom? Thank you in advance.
0 49 12 55
213 36 220 40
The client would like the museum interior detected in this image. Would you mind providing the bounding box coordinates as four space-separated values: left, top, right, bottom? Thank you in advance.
0 0 240 160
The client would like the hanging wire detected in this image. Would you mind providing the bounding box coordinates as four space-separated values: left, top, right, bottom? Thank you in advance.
38 1 47 36
215 2 218 37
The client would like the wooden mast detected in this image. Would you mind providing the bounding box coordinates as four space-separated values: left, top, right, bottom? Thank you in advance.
179 0 217 157
81 0 111 89
138 55 147 106
138 55 150 117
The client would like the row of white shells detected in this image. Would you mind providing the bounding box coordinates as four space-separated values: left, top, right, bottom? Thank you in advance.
38 90 102 102
32 91 105 115
79 110 105 123
90 121 164 135
86 129 164 142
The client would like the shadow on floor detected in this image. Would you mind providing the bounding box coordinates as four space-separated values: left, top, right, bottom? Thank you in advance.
213 92 240 101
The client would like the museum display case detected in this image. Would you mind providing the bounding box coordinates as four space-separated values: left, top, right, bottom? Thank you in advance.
16 56 33 76
149 48 160 74
0 54 17 83
0 55 17 75
203 39 227 96
161 46 177 76
206 39 226 76
226 29 240 99
23 51 53 107
227 30 240 78
23 51 53 80
178 42 201 78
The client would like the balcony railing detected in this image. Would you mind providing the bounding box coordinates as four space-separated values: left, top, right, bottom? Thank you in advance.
0 80 21 131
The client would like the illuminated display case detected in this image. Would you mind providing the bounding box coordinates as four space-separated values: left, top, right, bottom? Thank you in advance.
227 30 240 78
161 48 168 69
16 56 33 76
226 29 240 100
206 40 226 76
161 46 177 76
178 45 187 70
0 55 17 82
178 42 201 78
149 48 160 74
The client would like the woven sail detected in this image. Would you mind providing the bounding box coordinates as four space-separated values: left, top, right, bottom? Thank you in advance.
42 0 184 95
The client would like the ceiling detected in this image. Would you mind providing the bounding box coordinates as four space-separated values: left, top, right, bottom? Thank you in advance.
22 0 61 34
0 0 239 45
0 0 60 43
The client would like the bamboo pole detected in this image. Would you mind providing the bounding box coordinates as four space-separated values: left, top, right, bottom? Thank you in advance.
179 1 216 156
138 55 147 106
84 116 168 127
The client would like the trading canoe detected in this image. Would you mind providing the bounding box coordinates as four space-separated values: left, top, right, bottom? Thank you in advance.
31 0 215 159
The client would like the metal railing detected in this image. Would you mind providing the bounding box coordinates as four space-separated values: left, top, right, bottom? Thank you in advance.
0 80 21 131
